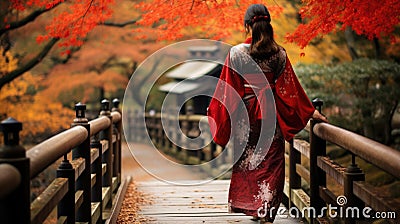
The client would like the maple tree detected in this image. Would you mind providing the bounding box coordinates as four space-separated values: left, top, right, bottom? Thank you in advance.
0 49 74 143
286 0 400 59
133 0 283 40
2 0 399 89
285 0 399 49
0 0 136 89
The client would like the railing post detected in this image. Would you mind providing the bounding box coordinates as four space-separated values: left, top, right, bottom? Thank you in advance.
100 99 113 208
71 102 92 223
112 98 122 186
57 155 75 224
90 135 103 224
156 112 163 148
344 154 365 224
137 109 146 142
288 139 301 209
169 108 178 154
309 98 327 221
0 118 30 224
127 109 134 142
179 111 190 162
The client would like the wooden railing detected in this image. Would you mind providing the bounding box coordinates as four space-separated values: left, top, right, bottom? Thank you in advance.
128 99 399 223
127 110 228 175
0 98 125 224
288 99 400 224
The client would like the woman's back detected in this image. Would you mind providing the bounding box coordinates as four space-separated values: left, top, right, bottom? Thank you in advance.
229 41 287 85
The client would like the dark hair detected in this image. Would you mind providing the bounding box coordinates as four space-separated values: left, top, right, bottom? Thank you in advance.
244 4 279 59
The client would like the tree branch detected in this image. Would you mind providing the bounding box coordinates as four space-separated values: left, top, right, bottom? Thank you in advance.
50 45 81 65
0 2 63 35
0 38 59 89
101 19 139 27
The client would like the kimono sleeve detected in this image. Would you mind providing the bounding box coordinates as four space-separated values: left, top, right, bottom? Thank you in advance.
207 54 244 148
275 56 315 141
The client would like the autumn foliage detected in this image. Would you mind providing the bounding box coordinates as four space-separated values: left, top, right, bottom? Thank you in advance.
4 0 398 49
134 0 283 40
286 0 400 48
2 0 399 144
0 50 73 143
9 0 115 49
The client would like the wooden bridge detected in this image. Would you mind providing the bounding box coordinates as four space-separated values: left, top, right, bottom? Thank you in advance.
0 98 399 223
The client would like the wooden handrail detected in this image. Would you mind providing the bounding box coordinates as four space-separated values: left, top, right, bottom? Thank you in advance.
27 126 88 179
111 111 121 123
314 122 400 179
89 116 110 137
0 98 124 224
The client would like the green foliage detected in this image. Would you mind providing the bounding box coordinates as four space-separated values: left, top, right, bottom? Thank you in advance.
296 59 400 143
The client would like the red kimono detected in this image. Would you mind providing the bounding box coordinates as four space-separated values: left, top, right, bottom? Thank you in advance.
207 38 315 221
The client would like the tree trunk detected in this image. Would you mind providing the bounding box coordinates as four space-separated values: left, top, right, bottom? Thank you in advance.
373 38 381 59
344 27 359 61
99 87 105 101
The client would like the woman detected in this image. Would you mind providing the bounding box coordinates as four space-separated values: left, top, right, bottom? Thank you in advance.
207 4 327 223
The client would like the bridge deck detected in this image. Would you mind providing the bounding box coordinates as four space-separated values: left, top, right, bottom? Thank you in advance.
121 143 303 223
137 180 303 223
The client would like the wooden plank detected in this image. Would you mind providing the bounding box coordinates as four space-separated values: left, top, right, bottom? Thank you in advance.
101 140 109 154
91 174 96 188
91 202 101 224
145 209 300 224
145 190 228 198
30 178 68 224
71 158 85 181
112 177 118 192
319 186 337 206
137 179 231 187
75 190 84 214
102 187 111 210
293 139 310 158
141 185 230 193
112 134 117 144
145 216 260 224
353 181 400 220
102 163 107 177
144 189 229 196
317 156 345 185
150 198 228 206
57 216 67 224
291 189 310 211
142 189 229 196
140 204 228 215
148 195 227 204
283 179 290 198
291 189 311 224
90 148 99 165
296 163 310 184
137 180 302 224
144 201 226 207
